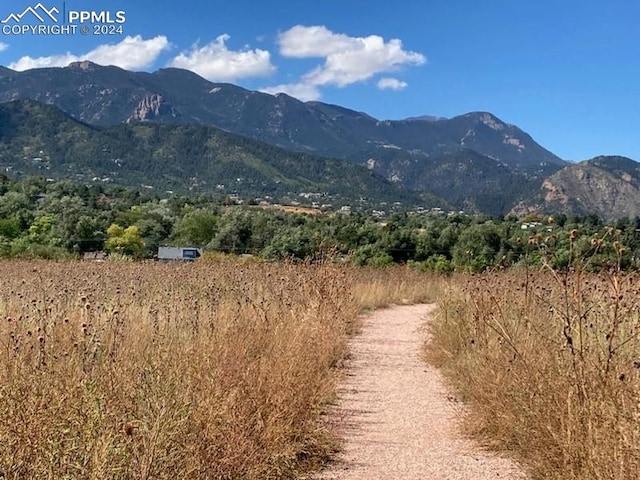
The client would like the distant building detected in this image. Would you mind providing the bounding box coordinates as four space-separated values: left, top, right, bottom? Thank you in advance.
521 222 543 230
157 246 203 261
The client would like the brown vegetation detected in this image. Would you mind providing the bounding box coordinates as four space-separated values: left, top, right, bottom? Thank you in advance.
428 268 640 479
350 266 445 310
0 259 439 479
0 259 360 479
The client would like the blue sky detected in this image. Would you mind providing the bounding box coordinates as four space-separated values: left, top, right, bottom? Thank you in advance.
0 0 638 161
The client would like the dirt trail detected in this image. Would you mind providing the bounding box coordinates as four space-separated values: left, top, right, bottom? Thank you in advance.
314 304 527 480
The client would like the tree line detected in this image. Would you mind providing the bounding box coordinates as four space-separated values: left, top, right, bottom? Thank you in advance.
1 175 639 271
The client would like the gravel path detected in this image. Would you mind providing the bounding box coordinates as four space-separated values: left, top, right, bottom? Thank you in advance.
314 304 527 480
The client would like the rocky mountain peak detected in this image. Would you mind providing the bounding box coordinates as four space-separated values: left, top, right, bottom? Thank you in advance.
128 94 178 122
67 60 100 71
461 111 508 130
511 155 640 220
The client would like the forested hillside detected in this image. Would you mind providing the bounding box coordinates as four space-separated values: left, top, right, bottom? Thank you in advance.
0 99 432 209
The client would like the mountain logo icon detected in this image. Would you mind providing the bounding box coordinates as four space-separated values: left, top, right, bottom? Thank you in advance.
1 3 59 24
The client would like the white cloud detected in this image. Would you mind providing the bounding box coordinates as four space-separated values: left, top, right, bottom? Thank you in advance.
10 53 76 70
168 34 275 82
0 43 8 53
278 25 357 58
80 35 170 70
377 77 408 91
301 34 424 87
263 25 425 100
8 35 169 71
260 82 321 102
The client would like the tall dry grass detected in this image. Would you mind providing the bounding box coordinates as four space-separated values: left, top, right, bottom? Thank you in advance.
428 268 640 479
0 259 360 479
350 266 446 310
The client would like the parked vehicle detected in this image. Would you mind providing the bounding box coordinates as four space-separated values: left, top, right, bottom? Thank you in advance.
157 246 202 261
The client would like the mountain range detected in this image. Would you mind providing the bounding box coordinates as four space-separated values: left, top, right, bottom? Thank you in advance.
0 61 637 220
511 156 640 220
0 99 437 209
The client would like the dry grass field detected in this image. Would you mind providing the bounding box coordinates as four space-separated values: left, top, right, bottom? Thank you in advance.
428 268 640 479
10 254 635 479
350 266 445 310
0 259 356 479
0 259 439 479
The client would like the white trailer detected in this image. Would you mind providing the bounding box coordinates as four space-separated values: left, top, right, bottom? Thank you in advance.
157 246 203 261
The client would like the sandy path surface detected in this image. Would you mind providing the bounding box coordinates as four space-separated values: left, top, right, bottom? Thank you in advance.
314 304 527 480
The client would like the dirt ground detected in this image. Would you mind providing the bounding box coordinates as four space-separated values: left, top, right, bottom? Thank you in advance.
314 304 528 480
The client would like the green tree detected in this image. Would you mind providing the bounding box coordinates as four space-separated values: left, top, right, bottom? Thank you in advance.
105 224 145 258
208 210 254 254
0 191 33 228
452 222 503 272
351 244 393 266
41 195 104 251
172 209 218 245
0 218 21 239
262 226 318 260
28 215 56 243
